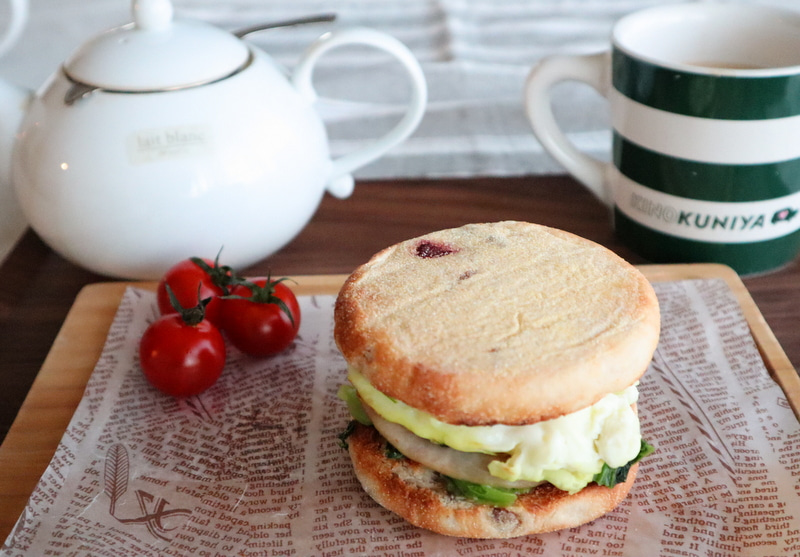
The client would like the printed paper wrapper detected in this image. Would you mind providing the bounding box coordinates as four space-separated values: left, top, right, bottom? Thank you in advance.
2 279 799 557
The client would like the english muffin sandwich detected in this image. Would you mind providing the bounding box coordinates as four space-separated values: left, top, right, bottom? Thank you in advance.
334 221 659 538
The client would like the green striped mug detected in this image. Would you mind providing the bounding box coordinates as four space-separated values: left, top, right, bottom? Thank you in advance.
525 3 800 275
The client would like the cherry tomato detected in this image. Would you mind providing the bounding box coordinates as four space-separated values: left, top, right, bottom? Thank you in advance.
139 311 226 398
156 256 233 326
220 277 301 356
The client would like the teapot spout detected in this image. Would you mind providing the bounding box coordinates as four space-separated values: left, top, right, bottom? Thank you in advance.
0 0 31 254
0 81 32 179
0 0 32 169
0 81 32 251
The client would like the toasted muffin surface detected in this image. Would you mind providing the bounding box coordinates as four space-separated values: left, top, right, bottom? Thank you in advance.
346 423 638 539
334 221 660 425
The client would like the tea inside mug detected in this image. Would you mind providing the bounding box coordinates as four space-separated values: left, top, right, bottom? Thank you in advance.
615 4 800 73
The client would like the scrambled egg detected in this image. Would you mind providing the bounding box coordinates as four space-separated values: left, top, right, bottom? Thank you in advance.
348 368 641 494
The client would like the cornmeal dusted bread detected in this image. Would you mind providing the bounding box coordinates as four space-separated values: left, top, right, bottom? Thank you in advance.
335 221 660 425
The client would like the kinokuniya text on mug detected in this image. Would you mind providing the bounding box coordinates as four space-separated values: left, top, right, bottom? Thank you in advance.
525 3 800 274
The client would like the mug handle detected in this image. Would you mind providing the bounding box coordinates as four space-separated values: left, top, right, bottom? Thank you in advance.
292 27 428 199
524 52 613 206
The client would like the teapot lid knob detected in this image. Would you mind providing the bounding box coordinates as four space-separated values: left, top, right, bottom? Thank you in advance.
133 0 174 32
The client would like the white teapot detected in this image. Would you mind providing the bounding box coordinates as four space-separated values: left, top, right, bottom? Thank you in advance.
1 0 427 279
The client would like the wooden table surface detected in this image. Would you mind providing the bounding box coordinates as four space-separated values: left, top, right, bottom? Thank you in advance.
1 174 799 449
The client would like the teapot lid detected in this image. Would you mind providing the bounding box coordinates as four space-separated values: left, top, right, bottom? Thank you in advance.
63 0 250 92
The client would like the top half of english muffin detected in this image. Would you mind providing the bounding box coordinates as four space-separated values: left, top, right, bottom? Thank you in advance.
334 221 661 427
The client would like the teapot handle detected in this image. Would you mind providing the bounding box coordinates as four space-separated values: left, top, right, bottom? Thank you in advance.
0 0 27 58
291 27 427 198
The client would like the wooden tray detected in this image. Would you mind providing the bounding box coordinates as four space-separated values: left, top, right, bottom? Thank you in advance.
0 264 798 540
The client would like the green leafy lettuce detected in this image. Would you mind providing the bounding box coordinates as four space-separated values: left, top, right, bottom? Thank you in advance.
593 439 655 488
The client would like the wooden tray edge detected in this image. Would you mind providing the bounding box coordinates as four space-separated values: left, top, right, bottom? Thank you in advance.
641 263 800 420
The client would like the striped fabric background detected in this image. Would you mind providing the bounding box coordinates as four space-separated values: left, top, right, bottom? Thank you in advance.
0 0 798 182
178 0 657 179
